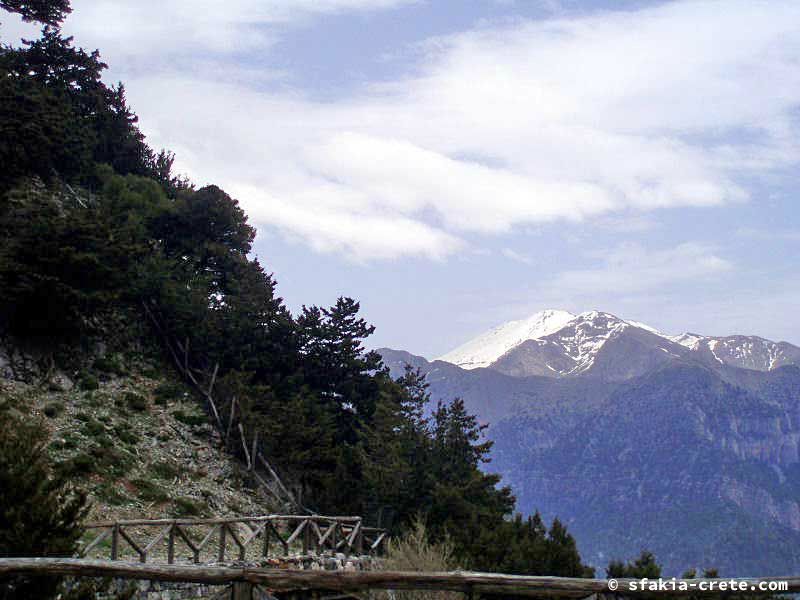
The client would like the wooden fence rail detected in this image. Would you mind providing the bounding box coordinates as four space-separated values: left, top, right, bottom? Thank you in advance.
80 516 387 564
3 559 800 598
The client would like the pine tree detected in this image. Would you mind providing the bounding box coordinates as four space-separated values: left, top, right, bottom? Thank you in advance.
0 0 71 25
0 409 88 600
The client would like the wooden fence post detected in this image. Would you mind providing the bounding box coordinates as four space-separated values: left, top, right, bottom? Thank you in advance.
167 524 175 565
231 581 254 600
110 524 119 561
219 524 228 563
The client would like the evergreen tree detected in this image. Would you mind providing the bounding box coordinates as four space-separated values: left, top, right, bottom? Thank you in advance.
0 409 88 600
607 549 662 578
0 0 71 25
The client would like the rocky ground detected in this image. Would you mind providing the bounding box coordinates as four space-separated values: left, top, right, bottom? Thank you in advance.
0 353 279 561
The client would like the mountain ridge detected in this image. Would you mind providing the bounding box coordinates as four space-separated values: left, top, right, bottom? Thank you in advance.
377 312 800 575
433 309 800 380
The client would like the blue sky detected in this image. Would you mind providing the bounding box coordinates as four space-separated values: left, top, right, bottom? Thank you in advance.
3 0 800 357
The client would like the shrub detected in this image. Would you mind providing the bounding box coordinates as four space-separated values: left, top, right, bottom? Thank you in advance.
92 354 126 376
172 496 204 517
376 518 460 600
88 445 132 478
132 478 168 503
94 483 127 507
171 410 205 427
58 453 95 477
44 401 65 418
124 391 147 412
150 460 179 480
77 370 99 390
0 411 88 600
153 381 184 406
83 418 105 437
114 425 139 446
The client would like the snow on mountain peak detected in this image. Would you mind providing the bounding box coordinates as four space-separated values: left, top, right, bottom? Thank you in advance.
434 309 799 377
670 332 705 349
436 309 575 369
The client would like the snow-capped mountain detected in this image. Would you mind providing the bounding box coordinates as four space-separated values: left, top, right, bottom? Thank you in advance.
437 309 574 369
671 333 800 372
378 313 800 576
436 309 799 378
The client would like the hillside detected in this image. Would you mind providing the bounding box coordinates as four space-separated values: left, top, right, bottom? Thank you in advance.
0 340 276 527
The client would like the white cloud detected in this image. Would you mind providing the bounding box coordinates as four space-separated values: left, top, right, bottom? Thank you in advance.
231 184 462 261
4 0 800 261
1 0 417 63
551 242 733 295
501 248 533 265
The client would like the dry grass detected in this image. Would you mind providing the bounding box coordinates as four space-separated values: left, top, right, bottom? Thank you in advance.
371 517 462 600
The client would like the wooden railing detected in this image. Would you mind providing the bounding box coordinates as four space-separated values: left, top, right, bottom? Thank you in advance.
4 559 800 598
80 516 387 564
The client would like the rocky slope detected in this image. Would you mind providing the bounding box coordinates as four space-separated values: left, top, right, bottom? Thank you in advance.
0 340 276 540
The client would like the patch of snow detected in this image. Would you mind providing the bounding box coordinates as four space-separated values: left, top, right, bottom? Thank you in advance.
625 319 662 335
436 309 575 369
670 332 705 349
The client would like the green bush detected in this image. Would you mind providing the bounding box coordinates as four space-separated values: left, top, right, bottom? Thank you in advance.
114 425 139 446
44 401 65 418
83 418 105 437
171 410 205 427
172 496 204 517
77 370 99 390
132 478 168 503
88 445 132 478
124 391 147 412
92 354 126 376
153 381 184 406
94 482 127 507
65 453 95 475
150 460 179 480
0 411 88 600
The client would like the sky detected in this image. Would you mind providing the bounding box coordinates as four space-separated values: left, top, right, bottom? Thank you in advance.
3 0 800 357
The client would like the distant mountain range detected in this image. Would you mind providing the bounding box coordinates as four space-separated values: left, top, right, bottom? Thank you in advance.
378 310 800 576
436 309 800 380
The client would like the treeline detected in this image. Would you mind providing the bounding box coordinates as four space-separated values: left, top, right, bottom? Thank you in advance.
0 0 593 578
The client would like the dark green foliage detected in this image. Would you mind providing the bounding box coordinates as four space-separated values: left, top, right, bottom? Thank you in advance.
171 410 206 427
76 370 98 390
172 496 204 517
43 401 64 417
123 391 146 412
150 460 179 480
153 381 184 405
77 444 131 478
0 0 71 25
82 417 104 436
473 513 595 577
607 549 662 578
113 425 138 446
0 410 88 600
93 355 126 376
63 453 93 475
131 479 168 503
